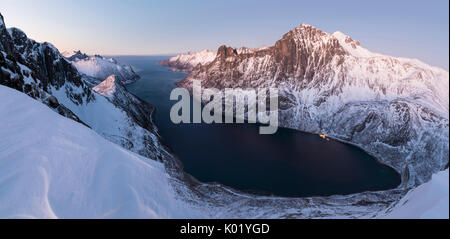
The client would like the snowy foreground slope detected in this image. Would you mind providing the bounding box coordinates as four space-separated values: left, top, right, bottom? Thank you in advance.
1 84 447 219
0 85 198 219
380 169 449 219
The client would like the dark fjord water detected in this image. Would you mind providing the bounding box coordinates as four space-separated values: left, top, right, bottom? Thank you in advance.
116 56 401 197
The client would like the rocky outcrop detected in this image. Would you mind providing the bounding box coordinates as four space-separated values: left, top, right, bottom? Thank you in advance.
1 23 89 126
178 24 449 188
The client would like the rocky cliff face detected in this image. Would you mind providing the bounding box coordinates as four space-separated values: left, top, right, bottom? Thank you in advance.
0 13 166 161
178 24 449 187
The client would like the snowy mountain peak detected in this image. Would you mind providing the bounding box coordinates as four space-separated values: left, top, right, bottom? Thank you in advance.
92 75 118 96
62 50 88 60
66 51 140 85
288 23 326 40
298 23 318 30
299 23 312 27
284 24 377 58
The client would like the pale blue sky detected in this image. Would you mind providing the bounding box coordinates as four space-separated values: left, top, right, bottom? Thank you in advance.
0 0 448 69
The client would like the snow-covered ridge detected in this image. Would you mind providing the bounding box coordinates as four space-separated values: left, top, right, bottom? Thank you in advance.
158 47 272 72
158 49 217 72
332 31 381 58
64 50 140 85
331 30 448 80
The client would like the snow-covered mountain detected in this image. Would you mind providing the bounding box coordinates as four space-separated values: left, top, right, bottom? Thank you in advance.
158 49 216 72
178 24 449 189
63 50 140 85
